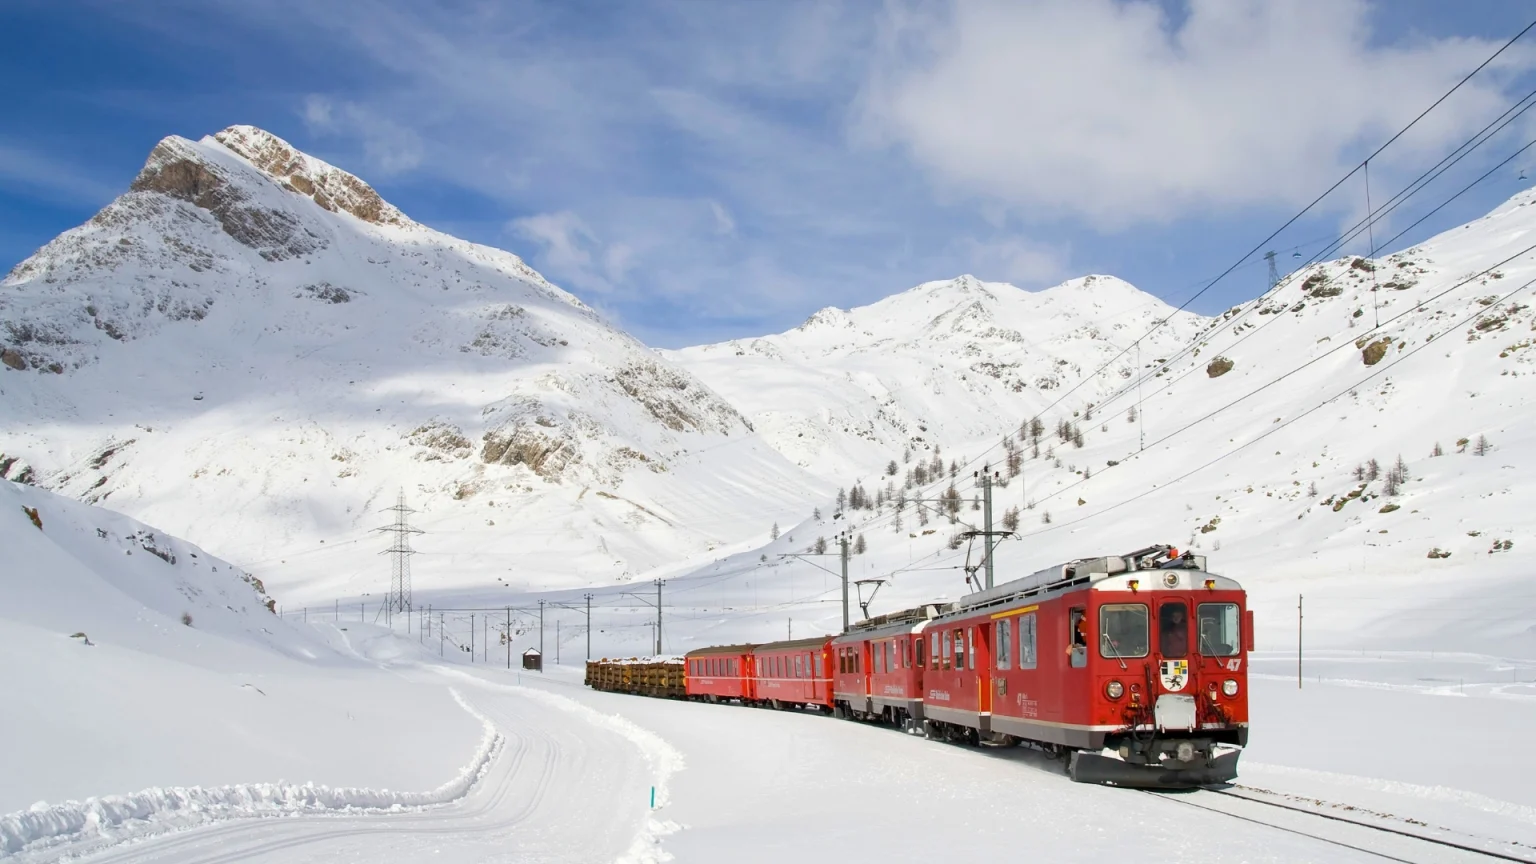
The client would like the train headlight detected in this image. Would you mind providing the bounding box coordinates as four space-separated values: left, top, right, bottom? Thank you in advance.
1222 679 1239 697
1106 680 1125 699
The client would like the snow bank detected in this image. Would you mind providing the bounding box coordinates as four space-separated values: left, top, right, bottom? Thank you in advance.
0 688 501 856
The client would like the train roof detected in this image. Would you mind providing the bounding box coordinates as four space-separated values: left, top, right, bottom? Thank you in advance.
752 636 832 653
942 544 1232 619
685 643 756 658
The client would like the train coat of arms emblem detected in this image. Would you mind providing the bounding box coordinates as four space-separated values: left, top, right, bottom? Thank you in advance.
1159 659 1189 692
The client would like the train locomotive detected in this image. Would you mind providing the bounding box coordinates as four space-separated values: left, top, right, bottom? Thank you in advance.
588 545 1250 788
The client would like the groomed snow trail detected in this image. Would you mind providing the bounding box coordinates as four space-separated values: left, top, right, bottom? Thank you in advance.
6 675 669 864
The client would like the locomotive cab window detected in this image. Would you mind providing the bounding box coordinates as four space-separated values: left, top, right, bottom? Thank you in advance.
1068 608 1088 668
1159 602 1190 658
1198 603 1241 656
952 630 965 671
1099 604 1149 659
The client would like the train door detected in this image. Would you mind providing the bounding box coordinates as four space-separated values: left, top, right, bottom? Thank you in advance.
1060 605 1090 720
977 622 993 716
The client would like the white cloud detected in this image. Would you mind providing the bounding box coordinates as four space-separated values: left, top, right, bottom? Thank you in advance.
956 235 1070 287
860 0 1531 229
509 211 612 293
708 200 736 236
300 94 423 175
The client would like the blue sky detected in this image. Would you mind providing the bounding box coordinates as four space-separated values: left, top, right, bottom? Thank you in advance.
4 0 1536 347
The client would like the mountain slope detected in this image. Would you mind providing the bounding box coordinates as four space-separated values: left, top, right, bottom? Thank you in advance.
666 273 1204 478
651 191 1536 660
0 126 822 601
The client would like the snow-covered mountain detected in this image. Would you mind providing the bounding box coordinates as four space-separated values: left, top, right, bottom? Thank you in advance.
666 273 1203 477
0 126 823 601
656 188 1536 660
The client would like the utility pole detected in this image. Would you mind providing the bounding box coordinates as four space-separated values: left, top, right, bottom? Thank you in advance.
471 613 475 662
505 607 511 670
556 620 561 665
439 612 444 656
777 538 849 632
654 579 665 655
839 529 850 633
1298 594 1304 690
981 466 995 589
539 599 546 658
375 490 423 616
584 593 593 661
965 465 1008 590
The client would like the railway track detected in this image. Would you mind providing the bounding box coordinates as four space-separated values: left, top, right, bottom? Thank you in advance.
1145 784 1536 863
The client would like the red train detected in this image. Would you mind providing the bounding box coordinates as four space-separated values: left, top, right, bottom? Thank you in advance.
656 545 1250 787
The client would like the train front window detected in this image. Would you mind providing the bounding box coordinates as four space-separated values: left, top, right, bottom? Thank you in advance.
1159 602 1189 658
1198 603 1241 657
1099 604 1149 659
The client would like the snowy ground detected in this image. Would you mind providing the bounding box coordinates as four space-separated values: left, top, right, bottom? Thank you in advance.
9 622 1536 862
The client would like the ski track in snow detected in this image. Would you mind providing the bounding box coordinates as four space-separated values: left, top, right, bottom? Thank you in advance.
0 688 502 859
435 666 687 864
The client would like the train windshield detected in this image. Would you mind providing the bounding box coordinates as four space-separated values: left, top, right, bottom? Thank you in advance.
1099 604 1149 658
1198 603 1241 657
1159 602 1189 658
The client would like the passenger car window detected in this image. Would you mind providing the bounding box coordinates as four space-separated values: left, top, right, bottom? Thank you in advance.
942 633 952 670
1100 604 1150 659
1197 603 1241 656
997 618 1012 669
1019 613 1037 670
953 630 965 671
916 637 926 668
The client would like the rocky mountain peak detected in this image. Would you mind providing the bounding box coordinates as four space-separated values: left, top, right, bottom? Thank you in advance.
210 126 407 227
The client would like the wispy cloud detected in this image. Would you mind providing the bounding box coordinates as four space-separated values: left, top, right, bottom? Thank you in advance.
0 140 122 208
300 95 423 175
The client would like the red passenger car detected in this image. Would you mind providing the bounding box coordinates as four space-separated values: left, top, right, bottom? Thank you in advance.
684 644 755 703
831 607 938 728
753 637 834 710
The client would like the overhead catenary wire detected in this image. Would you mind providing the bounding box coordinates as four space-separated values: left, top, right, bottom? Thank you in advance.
1022 270 1535 540
869 19 1536 516
1013 241 1536 520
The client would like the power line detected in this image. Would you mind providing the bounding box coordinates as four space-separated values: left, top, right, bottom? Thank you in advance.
1024 270 1535 539
888 17 1536 512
